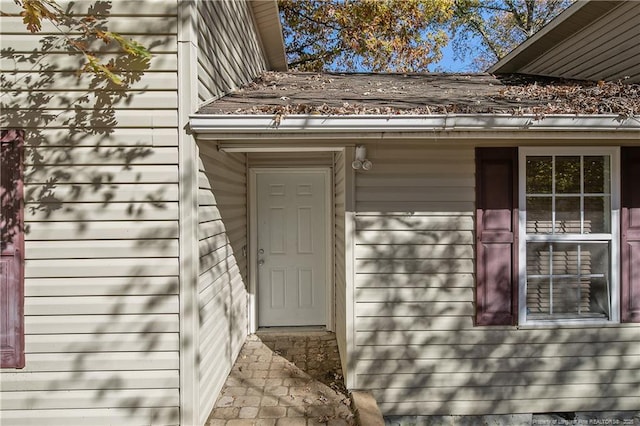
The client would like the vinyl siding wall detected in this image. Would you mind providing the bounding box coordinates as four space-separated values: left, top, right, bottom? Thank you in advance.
248 152 334 168
0 1 181 424
196 0 267 103
333 151 348 374
520 2 640 83
352 141 640 416
196 145 248 425
194 1 267 423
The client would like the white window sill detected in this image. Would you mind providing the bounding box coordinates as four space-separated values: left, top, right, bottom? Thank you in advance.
516 319 620 329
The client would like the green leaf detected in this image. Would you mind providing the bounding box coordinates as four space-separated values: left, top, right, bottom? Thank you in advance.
83 54 123 86
109 32 151 59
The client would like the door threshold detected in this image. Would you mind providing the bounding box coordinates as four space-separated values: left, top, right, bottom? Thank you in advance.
256 326 328 335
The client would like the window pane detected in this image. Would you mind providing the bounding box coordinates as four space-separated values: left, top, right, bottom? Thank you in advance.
580 242 610 277
584 196 610 233
555 156 581 194
552 243 578 275
525 242 610 320
584 156 609 194
555 197 581 233
526 242 550 276
526 277 550 317
552 278 586 315
526 156 552 194
526 197 552 234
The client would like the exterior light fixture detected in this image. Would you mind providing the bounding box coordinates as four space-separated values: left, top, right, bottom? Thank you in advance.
352 145 372 170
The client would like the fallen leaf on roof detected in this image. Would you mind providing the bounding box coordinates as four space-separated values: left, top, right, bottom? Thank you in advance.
200 71 640 118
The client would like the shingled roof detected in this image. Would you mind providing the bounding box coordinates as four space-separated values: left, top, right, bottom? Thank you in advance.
199 72 639 117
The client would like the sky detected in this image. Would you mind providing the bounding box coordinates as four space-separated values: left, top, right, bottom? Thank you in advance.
431 41 476 73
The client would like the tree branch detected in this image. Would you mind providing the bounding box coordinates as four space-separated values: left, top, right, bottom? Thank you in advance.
287 48 339 69
502 0 527 31
285 8 341 31
467 19 501 60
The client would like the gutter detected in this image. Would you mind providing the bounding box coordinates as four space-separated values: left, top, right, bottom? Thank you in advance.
189 114 640 141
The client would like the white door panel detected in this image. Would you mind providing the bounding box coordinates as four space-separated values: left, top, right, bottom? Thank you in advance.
256 171 327 326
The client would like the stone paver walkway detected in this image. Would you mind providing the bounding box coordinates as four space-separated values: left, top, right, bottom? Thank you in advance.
206 331 355 426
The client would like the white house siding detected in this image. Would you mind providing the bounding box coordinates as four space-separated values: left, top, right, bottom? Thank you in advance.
196 144 248 425
520 1 640 83
333 151 348 374
248 152 334 168
196 0 267 104
192 2 270 423
352 141 640 416
0 1 181 424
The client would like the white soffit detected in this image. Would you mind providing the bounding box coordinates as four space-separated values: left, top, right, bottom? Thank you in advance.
249 0 287 71
189 114 640 141
488 0 590 74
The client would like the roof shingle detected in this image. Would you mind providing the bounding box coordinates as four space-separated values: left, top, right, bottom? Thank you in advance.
199 72 640 117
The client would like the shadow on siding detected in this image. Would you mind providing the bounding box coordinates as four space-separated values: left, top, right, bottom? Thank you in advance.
1 1 181 423
349 147 639 417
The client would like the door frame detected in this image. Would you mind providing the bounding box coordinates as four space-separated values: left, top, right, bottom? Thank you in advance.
248 167 333 333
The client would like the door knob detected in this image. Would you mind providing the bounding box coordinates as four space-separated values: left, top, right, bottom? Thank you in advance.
258 260 265 266
258 249 264 254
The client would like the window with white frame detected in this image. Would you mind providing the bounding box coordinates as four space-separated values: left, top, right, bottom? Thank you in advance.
519 148 620 324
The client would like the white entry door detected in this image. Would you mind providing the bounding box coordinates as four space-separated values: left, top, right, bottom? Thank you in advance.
255 170 328 327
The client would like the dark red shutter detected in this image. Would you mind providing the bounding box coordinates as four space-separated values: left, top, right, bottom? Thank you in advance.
1 129 25 368
621 146 640 323
475 147 518 326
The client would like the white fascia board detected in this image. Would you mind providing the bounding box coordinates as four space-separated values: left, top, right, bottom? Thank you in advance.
189 114 640 140
220 146 345 152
